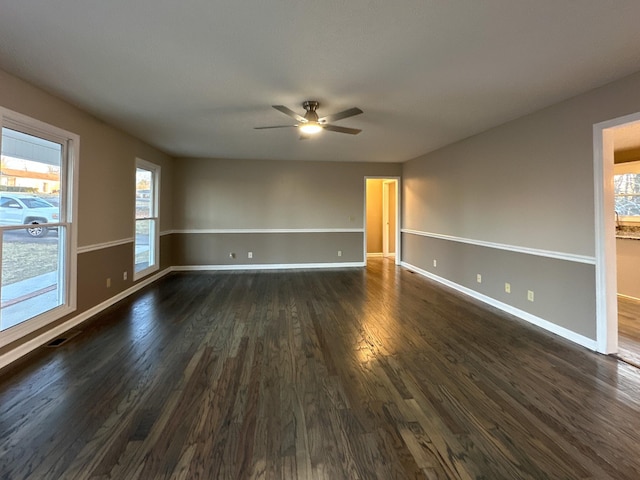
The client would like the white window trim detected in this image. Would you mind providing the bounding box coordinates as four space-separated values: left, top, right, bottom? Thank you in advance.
0 107 79 348
134 158 160 281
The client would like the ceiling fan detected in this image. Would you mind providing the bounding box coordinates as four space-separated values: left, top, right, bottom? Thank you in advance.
255 101 363 138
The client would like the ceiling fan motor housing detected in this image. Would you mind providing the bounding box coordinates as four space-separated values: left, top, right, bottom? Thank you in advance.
303 100 320 122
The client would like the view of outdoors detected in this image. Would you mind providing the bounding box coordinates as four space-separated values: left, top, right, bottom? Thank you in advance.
615 172 640 217
135 167 154 273
0 127 63 331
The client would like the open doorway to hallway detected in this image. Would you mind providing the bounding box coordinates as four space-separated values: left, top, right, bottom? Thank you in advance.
365 178 400 265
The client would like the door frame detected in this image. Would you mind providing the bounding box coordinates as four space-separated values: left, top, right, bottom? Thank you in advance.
382 180 396 257
593 111 640 354
364 176 401 265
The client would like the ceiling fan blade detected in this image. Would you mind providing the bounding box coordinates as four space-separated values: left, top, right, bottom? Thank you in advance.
318 107 363 123
254 125 297 129
299 133 311 140
272 105 306 123
323 124 362 135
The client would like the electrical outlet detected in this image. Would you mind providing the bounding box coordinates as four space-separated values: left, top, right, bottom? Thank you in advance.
106 277 111 288
123 271 127 280
248 252 253 259
505 282 511 293
476 274 482 283
528 290 535 302
338 250 342 257
433 259 437 267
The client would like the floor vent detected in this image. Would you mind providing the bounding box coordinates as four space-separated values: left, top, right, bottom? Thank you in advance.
46 331 80 347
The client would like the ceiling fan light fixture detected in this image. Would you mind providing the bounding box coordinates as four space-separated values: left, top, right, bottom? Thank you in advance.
299 122 322 135
255 102 363 137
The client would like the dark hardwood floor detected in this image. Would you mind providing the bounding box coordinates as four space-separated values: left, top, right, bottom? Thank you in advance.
2 259 640 479
618 296 640 367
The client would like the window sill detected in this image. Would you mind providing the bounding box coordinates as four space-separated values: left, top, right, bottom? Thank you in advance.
0 303 76 348
133 264 159 282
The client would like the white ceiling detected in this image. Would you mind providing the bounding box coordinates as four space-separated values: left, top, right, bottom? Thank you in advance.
2 1 640 163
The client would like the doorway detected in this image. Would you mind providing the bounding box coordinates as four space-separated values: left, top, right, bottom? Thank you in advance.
365 177 400 265
594 112 640 360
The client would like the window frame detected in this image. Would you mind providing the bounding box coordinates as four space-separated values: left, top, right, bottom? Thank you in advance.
133 158 160 281
0 107 79 348
614 160 640 223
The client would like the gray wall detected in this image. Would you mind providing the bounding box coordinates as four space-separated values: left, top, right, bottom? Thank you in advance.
402 70 640 342
172 157 401 266
403 235 596 338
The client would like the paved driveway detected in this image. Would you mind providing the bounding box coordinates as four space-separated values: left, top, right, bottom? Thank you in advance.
3 228 59 244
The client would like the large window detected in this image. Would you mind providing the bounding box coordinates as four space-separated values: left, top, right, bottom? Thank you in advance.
134 159 160 279
0 108 77 346
614 160 640 221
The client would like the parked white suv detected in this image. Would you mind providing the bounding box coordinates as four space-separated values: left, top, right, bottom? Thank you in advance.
0 194 59 237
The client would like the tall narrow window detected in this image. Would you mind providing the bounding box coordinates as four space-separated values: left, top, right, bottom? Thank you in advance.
134 159 160 279
0 108 78 346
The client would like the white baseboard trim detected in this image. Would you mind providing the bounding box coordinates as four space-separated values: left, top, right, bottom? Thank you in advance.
401 261 598 351
174 262 366 271
0 267 174 371
367 253 384 258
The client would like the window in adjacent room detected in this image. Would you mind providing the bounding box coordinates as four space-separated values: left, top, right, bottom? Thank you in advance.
614 160 640 222
134 158 160 279
0 107 78 346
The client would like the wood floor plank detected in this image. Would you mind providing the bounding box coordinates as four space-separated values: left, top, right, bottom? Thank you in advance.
2 260 640 479
618 296 640 367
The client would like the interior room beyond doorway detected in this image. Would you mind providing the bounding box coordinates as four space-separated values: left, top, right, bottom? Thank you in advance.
365 178 398 261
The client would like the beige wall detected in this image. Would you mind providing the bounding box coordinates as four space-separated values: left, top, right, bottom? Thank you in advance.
616 238 640 299
366 179 383 253
388 181 397 253
0 70 174 246
402 70 640 342
173 158 400 230
172 158 401 266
